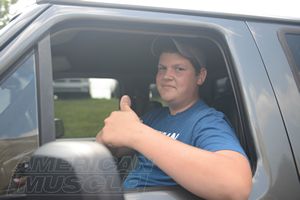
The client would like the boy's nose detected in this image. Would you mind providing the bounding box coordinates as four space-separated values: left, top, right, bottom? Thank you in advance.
163 68 174 79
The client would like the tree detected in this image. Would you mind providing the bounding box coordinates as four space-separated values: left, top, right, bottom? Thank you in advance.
0 0 19 28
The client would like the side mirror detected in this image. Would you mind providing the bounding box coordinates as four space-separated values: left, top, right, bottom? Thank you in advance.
24 141 124 200
55 118 64 138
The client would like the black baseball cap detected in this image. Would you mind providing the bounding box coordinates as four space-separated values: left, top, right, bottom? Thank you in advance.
151 36 206 70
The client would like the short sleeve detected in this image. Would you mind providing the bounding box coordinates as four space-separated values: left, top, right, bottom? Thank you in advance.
192 110 247 157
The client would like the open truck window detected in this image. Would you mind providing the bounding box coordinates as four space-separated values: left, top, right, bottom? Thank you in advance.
49 19 256 172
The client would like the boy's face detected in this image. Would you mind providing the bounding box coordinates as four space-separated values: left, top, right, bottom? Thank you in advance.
156 52 206 108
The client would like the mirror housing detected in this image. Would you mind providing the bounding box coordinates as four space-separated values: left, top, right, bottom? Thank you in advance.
24 141 124 200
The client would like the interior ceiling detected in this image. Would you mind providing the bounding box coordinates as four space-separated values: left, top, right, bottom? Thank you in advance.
51 26 226 82
51 30 157 79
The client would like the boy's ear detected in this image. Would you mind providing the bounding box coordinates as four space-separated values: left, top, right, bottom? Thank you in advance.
197 67 207 86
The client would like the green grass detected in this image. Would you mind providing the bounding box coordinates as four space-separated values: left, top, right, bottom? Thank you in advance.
54 98 119 138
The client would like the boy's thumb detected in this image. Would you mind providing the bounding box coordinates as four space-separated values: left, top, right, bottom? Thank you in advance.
120 95 132 111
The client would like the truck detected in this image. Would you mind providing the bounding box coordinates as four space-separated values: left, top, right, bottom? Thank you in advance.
0 0 299 199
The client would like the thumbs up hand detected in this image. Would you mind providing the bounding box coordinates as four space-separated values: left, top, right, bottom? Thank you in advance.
120 95 132 111
96 95 143 148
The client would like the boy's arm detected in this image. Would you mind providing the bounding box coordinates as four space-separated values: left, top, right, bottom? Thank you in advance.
96 95 252 200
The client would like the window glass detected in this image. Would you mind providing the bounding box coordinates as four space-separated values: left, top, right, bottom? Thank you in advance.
0 52 38 194
285 33 300 88
53 78 119 138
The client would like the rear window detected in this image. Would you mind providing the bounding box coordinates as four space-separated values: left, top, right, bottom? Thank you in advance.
285 33 300 90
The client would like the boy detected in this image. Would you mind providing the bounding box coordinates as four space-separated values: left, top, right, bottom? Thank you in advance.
96 36 252 200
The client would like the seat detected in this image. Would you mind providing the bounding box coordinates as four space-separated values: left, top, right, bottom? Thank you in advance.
211 77 246 152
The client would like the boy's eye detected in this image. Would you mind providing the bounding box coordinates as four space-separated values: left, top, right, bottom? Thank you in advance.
158 66 166 71
175 66 186 71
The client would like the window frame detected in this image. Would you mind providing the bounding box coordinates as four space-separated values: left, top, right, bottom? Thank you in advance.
48 18 256 171
36 34 56 145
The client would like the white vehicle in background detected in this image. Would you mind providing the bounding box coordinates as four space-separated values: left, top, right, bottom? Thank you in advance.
53 78 90 98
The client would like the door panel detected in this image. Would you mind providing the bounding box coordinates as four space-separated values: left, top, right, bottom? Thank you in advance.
247 21 300 184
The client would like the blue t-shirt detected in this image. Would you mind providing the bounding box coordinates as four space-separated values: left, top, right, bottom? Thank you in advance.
123 100 246 189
